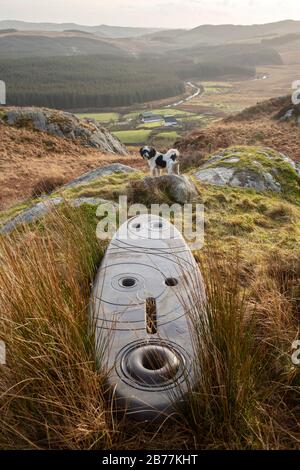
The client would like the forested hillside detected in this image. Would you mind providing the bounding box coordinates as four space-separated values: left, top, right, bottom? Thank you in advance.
0 55 184 109
0 34 124 59
0 19 293 110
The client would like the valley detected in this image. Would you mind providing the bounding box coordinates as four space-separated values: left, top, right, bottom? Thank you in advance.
1 18 299 119
0 17 300 452
75 63 299 147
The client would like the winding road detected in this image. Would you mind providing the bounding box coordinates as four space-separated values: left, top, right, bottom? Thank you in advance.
164 81 203 108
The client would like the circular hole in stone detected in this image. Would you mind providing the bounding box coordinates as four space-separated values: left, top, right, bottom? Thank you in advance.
165 277 178 287
121 344 183 386
152 221 163 229
142 349 167 371
121 277 137 288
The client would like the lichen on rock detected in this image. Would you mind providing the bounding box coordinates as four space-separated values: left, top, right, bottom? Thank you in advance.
194 146 300 201
1 107 127 155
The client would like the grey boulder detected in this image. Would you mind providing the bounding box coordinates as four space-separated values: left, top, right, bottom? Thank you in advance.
142 175 197 204
64 163 137 189
194 147 299 193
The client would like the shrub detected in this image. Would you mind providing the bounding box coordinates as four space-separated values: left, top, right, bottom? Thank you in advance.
31 177 65 197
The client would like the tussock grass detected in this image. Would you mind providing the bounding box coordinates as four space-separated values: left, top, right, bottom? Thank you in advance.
179 250 300 449
31 177 66 197
180 252 261 449
0 207 113 449
0 205 299 449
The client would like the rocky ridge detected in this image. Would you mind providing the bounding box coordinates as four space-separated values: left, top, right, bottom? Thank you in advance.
0 107 127 155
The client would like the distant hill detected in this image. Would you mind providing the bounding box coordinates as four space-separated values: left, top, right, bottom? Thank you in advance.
0 20 163 38
0 54 184 109
0 32 125 59
173 20 300 46
0 28 17 34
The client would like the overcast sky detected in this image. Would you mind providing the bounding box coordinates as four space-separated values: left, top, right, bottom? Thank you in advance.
1 0 299 28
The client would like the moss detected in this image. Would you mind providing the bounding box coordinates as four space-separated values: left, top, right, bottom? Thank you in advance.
201 146 300 203
57 172 145 201
2 162 300 265
193 178 300 258
0 108 7 121
0 199 40 224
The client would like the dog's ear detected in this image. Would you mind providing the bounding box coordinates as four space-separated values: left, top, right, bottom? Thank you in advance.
149 147 156 159
139 147 145 157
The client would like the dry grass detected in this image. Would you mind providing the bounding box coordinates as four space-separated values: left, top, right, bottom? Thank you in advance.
0 123 145 210
31 176 66 197
177 94 300 168
0 207 299 449
0 206 114 449
178 249 300 449
178 120 300 171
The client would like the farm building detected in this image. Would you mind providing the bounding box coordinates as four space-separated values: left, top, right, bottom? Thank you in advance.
139 112 163 123
164 115 180 127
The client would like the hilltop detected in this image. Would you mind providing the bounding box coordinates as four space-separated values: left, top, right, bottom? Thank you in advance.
0 20 162 38
0 109 143 210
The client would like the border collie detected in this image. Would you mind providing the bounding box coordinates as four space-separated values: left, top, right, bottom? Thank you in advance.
140 146 180 176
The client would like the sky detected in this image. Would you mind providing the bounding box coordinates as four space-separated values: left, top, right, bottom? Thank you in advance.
1 0 299 29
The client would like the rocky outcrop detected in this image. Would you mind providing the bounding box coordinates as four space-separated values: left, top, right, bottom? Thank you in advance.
1 107 127 155
0 196 114 234
141 175 197 204
194 146 300 196
64 163 137 189
1 198 64 233
276 101 300 125
1 164 137 233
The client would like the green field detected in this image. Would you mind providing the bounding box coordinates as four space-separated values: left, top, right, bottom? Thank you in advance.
77 106 212 146
155 131 180 140
137 121 165 129
180 115 206 122
151 108 195 116
123 108 195 120
113 129 152 144
123 111 140 120
76 112 120 122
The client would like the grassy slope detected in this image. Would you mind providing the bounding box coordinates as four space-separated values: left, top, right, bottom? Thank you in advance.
1 92 299 449
75 112 120 123
0 123 145 211
0 145 299 449
178 116 300 164
112 129 152 144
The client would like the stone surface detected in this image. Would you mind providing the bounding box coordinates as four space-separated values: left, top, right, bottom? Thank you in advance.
0 197 115 233
1 198 64 233
142 175 197 204
2 107 127 154
0 163 137 233
70 197 114 208
277 101 300 125
64 163 137 189
91 214 206 421
194 146 300 193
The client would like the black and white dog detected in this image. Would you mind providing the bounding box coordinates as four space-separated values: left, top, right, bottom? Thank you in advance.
140 146 180 176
